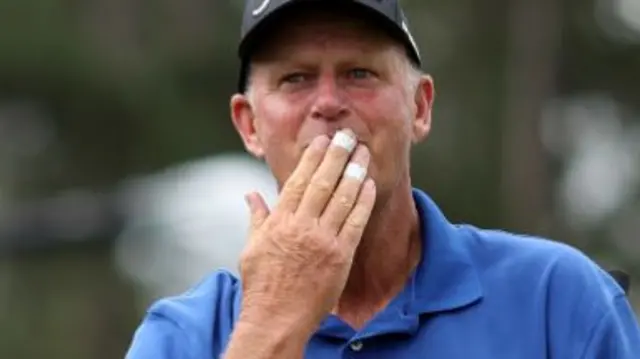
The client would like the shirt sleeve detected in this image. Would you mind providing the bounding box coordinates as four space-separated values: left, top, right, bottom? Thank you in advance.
124 312 194 359
580 294 640 359
122 270 241 359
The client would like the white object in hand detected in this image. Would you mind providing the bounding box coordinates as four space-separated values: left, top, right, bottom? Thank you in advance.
331 130 356 153
343 163 367 182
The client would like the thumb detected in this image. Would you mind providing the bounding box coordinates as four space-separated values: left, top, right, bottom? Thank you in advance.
245 191 270 229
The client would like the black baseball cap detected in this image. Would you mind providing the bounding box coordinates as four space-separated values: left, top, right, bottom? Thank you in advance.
609 270 631 294
236 0 422 93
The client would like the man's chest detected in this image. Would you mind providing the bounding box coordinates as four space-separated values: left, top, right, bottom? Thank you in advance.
304 335 547 359
303 314 548 359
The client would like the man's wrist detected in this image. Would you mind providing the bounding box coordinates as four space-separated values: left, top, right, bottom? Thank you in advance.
239 296 321 331
223 315 313 359
238 305 317 338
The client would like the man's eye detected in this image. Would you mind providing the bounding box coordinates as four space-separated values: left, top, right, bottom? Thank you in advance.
348 68 374 79
281 73 309 84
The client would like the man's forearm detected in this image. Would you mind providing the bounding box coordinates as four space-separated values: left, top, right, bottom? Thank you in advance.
222 318 312 359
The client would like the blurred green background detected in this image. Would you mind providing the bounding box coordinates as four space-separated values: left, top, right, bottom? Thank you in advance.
1 0 639 358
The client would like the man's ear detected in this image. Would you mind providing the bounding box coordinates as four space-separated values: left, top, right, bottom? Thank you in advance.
411 74 435 144
230 93 265 158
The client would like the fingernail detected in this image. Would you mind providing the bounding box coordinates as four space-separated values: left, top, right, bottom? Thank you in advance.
344 162 367 182
331 129 356 153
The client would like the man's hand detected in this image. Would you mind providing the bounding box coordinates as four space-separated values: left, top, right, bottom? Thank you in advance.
224 129 376 358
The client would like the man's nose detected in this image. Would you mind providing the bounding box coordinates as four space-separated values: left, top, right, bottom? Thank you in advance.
310 76 349 122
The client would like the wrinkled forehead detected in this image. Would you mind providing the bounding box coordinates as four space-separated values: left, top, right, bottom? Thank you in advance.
249 6 405 62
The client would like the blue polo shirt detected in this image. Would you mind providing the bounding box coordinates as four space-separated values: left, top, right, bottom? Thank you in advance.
125 188 640 358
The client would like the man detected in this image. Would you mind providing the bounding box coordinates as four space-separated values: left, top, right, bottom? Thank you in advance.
124 0 640 358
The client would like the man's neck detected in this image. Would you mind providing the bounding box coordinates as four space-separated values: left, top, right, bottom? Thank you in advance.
334 179 422 328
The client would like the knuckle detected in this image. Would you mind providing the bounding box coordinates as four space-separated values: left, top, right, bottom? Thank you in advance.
345 214 366 229
300 227 322 244
326 247 350 267
311 178 334 195
275 218 309 240
318 240 341 258
289 225 307 241
239 247 257 267
283 177 306 195
336 193 353 209
301 228 331 248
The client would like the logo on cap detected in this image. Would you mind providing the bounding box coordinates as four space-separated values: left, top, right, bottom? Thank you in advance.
252 0 271 17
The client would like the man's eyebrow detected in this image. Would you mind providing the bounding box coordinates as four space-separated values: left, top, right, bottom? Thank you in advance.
261 61 313 74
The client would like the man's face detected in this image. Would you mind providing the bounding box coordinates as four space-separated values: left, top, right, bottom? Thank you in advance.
231 9 434 201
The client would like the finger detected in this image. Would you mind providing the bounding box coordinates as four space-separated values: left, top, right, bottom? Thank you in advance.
297 129 357 217
277 135 331 212
319 145 370 233
339 178 376 251
245 191 270 230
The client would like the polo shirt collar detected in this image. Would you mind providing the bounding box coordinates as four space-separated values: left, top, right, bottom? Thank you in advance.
405 188 483 315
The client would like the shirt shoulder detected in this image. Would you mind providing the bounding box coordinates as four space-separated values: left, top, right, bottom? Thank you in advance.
458 225 625 298
125 269 242 359
458 225 640 357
